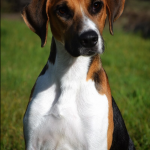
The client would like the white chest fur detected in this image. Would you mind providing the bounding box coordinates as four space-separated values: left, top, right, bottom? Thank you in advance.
24 41 109 150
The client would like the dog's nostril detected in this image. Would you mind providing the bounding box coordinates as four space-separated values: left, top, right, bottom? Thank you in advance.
79 30 98 48
93 37 98 42
81 39 88 45
82 40 85 44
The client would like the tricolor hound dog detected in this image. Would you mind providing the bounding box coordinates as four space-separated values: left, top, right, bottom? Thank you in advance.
22 0 135 149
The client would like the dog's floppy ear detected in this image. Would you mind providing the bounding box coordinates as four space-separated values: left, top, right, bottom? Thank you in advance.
21 0 49 47
106 0 125 35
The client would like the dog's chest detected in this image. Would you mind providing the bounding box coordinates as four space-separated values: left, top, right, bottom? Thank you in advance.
24 64 109 150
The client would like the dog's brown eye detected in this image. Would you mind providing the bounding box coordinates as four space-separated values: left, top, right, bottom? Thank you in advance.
91 1 103 14
93 2 100 9
59 8 66 14
56 5 73 19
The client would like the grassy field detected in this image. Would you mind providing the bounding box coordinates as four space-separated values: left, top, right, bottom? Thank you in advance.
1 19 150 150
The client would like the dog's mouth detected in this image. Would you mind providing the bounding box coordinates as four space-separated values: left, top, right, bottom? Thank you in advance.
78 46 104 57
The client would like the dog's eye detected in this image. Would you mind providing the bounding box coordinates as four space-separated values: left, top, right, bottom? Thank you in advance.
91 1 103 14
59 7 66 15
93 2 100 9
56 5 73 19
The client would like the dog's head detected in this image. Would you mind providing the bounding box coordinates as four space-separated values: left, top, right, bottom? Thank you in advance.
22 0 125 57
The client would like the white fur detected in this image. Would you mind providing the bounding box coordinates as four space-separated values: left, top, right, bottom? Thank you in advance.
24 39 109 150
80 6 103 53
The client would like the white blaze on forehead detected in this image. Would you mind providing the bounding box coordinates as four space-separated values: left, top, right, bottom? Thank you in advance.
80 6 98 35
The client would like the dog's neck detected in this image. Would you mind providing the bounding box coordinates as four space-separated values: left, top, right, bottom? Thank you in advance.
46 38 92 107
48 37 102 97
50 38 91 83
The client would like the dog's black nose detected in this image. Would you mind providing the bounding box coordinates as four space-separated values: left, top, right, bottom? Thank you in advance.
79 30 98 48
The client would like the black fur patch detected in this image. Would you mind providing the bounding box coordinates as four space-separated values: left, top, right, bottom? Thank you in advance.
39 63 48 76
49 37 56 64
110 97 136 150
39 37 56 76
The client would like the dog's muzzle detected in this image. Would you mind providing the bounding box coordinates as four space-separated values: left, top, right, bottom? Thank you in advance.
65 29 102 57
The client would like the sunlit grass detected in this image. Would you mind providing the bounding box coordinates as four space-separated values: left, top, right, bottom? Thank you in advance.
1 19 150 150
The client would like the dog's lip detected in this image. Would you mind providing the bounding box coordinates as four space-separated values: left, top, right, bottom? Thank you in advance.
79 47 100 56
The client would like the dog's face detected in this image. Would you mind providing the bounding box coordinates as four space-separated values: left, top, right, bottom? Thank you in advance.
48 0 107 56
22 0 125 57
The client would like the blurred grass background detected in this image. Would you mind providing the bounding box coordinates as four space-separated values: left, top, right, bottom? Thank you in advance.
1 0 150 150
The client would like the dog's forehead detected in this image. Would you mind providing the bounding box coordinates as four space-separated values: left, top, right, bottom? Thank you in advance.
48 0 107 22
50 0 88 5
49 0 105 9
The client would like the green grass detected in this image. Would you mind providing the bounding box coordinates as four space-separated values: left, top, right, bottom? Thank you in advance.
1 19 150 150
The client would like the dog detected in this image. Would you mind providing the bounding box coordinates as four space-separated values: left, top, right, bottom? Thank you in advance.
21 0 136 149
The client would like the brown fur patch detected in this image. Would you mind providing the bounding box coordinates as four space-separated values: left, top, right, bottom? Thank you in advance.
86 54 101 81
105 74 114 150
106 0 125 35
